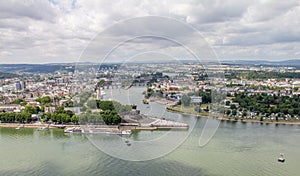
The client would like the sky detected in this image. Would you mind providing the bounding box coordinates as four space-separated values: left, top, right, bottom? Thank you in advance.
0 0 300 64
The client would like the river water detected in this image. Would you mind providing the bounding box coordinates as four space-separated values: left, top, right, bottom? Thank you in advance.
0 87 299 176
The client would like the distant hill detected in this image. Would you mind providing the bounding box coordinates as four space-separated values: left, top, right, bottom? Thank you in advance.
0 71 19 79
1 60 300 74
0 64 75 74
222 59 300 67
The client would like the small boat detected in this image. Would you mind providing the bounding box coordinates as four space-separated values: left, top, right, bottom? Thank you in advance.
121 130 132 135
64 127 131 135
37 126 49 131
15 126 21 130
278 153 285 163
64 127 84 134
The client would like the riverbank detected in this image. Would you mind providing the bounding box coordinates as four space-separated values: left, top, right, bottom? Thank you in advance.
0 123 51 129
0 121 189 130
217 117 300 125
149 97 178 106
166 105 300 125
0 123 76 129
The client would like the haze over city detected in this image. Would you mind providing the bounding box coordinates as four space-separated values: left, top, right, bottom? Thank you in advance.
1 0 300 64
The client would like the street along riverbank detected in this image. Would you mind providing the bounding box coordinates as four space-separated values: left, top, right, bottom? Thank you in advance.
166 106 300 125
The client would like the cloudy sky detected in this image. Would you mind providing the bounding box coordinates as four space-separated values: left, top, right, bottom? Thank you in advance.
0 0 300 64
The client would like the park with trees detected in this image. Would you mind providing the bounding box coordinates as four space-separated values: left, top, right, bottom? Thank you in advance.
226 92 300 121
78 100 132 125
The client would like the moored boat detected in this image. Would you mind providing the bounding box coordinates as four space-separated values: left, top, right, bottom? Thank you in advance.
37 126 49 131
121 130 132 135
64 127 84 133
64 127 132 135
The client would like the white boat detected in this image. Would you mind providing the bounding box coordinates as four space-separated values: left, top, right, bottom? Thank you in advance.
15 125 23 130
87 129 132 135
64 127 131 135
121 130 132 135
37 126 49 131
278 153 285 163
64 127 84 133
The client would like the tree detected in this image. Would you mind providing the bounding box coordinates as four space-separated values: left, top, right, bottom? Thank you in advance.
96 79 106 89
197 90 211 103
50 108 75 124
24 105 38 114
242 111 247 118
71 115 78 124
225 101 230 106
12 98 25 105
101 110 121 125
181 94 191 107
86 99 97 109
226 110 231 116
112 101 132 113
97 100 114 111
80 106 87 112
42 113 51 122
288 109 294 116
232 109 237 116
21 112 31 123
230 104 237 110
36 96 52 105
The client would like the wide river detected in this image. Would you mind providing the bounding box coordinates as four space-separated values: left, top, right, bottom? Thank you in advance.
0 87 300 176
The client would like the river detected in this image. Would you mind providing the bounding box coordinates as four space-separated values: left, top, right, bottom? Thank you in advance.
0 87 299 175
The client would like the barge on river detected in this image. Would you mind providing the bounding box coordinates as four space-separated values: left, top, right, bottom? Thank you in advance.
64 127 132 135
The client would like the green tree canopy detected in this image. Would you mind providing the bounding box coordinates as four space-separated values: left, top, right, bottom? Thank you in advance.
36 96 52 105
181 94 191 107
24 105 39 114
86 99 97 109
101 110 121 125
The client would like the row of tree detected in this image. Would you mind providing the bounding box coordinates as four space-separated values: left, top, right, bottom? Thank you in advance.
0 104 77 124
84 100 132 125
0 105 42 123
1 97 128 125
245 71 300 80
0 112 32 123
230 92 300 117
41 107 76 124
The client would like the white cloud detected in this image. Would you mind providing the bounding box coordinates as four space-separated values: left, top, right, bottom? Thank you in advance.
0 51 13 57
0 0 299 63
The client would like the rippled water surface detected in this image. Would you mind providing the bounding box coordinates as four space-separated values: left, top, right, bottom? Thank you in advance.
1 121 300 176
1 88 299 175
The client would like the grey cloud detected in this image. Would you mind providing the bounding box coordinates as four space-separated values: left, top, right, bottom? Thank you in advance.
0 0 300 63
171 0 252 24
242 1 299 22
0 1 60 22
